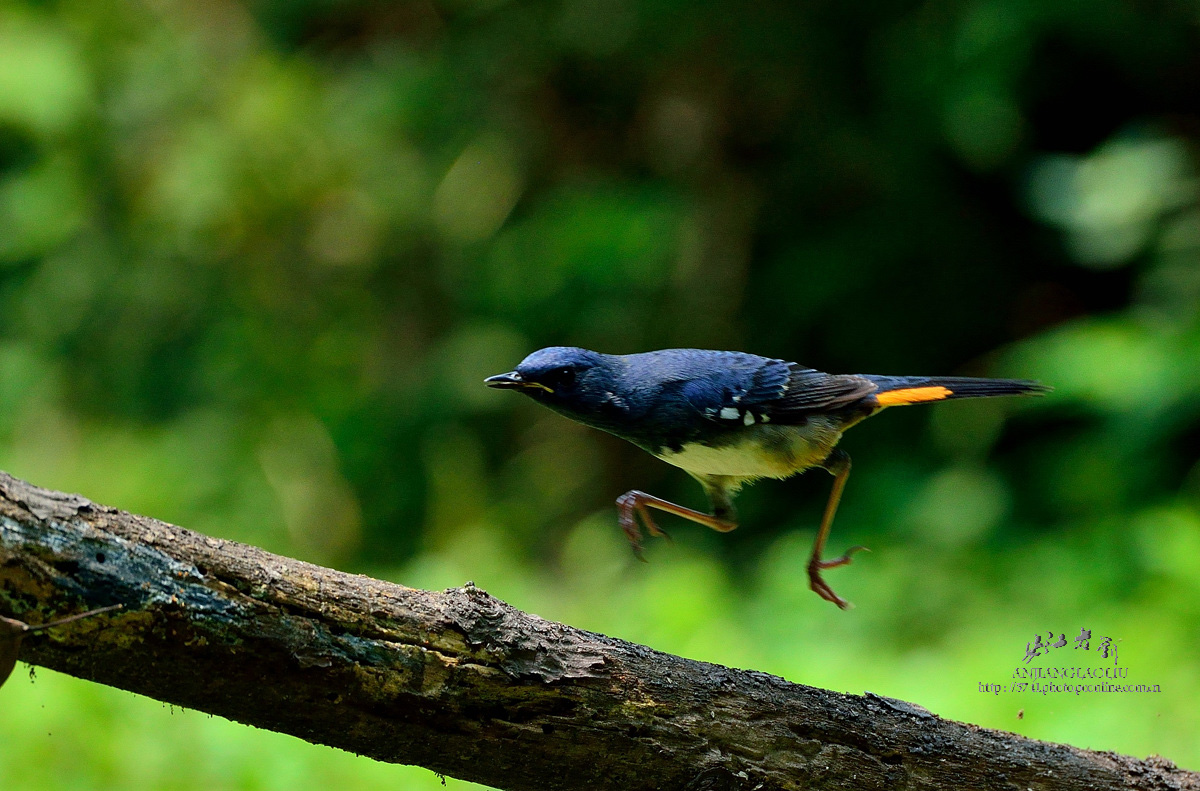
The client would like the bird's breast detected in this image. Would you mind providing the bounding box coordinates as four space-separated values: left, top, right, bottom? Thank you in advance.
653 421 841 479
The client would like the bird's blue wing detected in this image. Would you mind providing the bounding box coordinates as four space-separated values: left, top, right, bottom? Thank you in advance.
771 365 877 416
681 358 876 426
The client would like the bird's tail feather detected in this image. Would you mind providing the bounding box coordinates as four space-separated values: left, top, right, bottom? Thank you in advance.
865 376 1050 407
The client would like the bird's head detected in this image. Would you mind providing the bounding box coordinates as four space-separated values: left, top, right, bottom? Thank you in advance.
485 347 612 413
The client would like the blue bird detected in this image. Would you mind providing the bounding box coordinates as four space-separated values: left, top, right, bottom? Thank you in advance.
486 347 1048 608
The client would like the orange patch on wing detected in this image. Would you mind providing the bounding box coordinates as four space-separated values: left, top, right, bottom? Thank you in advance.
875 385 953 406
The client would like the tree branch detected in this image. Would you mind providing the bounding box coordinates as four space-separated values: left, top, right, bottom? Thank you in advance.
0 470 1193 791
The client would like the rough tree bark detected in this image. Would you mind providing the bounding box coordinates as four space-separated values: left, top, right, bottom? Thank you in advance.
0 471 1193 791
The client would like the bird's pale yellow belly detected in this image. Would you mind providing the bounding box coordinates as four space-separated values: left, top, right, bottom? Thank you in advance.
653 422 841 480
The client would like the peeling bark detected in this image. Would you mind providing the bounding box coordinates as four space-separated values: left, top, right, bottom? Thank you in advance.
0 471 1194 791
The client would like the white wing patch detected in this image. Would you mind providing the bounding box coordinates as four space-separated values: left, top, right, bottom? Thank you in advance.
714 404 765 425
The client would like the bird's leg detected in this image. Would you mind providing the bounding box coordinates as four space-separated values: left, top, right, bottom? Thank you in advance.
808 449 869 610
616 490 737 561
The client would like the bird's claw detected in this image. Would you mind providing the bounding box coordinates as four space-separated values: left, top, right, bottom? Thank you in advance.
813 544 869 570
621 517 647 562
808 546 869 610
811 578 853 610
638 506 672 542
618 494 648 561
618 492 673 561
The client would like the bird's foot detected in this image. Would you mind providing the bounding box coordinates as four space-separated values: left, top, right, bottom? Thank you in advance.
617 491 651 562
807 546 869 610
617 490 705 561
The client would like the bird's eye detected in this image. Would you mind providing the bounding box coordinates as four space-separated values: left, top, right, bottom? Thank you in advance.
549 367 575 387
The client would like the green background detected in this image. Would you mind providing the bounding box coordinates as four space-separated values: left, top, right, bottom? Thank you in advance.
2 0 1199 787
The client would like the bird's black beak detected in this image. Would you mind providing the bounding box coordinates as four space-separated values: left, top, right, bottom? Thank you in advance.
485 371 549 391
484 371 524 389
482 372 552 393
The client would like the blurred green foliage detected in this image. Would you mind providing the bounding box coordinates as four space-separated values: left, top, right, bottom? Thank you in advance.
2 0 1200 787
